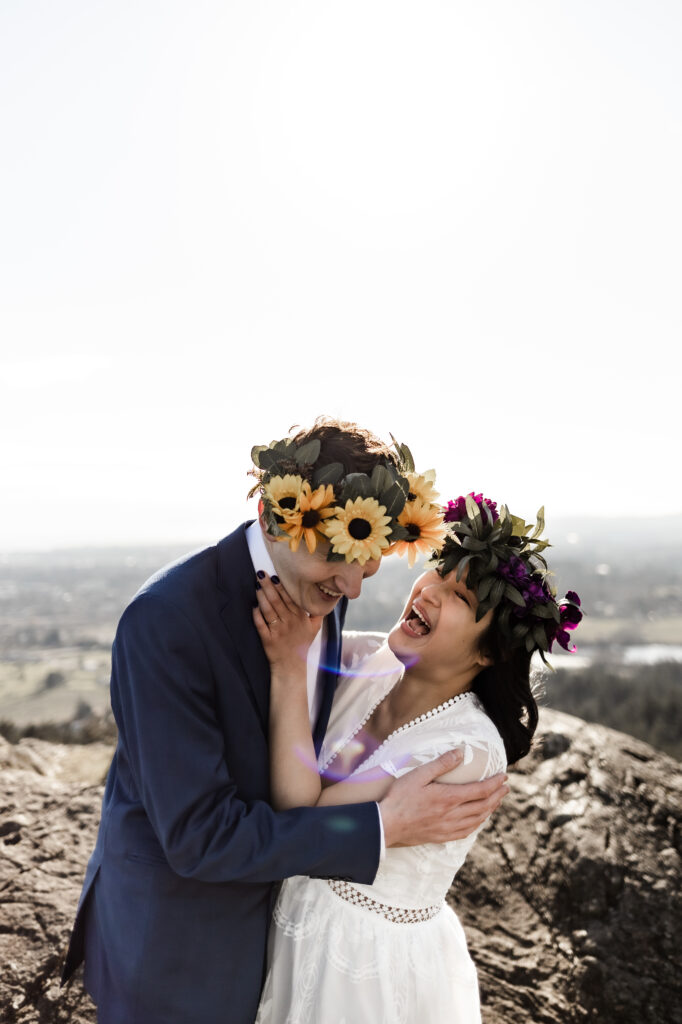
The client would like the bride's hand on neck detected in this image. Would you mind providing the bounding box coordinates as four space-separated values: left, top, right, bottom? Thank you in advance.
253 573 322 680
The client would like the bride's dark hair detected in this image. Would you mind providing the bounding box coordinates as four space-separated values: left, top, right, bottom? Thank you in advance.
471 616 539 766
434 492 581 764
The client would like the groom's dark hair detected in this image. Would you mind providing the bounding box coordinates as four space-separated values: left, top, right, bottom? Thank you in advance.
289 416 399 476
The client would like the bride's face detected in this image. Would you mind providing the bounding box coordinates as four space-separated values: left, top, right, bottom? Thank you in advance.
388 569 492 679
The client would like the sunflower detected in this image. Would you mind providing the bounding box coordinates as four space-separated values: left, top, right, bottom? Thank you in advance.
262 474 305 523
279 482 337 553
322 496 392 566
387 498 447 567
405 469 439 505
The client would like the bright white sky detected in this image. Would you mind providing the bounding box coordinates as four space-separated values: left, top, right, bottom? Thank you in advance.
1 0 680 551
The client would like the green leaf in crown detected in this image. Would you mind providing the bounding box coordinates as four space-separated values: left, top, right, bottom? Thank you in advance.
294 439 321 466
312 462 345 488
435 492 583 659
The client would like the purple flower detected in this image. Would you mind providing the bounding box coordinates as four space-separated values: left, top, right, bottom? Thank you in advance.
444 492 499 524
444 497 468 523
553 628 577 653
524 580 548 605
559 595 582 630
498 556 530 584
550 592 582 652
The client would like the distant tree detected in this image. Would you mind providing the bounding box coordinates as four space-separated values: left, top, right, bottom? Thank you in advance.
0 720 20 743
546 662 682 761
74 700 92 720
42 670 66 690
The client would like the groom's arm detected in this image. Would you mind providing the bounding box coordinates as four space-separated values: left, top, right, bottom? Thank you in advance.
313 753 507 845
110 592 381 886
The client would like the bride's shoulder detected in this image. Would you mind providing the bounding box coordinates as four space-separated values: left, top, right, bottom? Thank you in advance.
323 637 402 757
387 694 506 780
336 635 402 705
339 630 390 673
437 692 506 751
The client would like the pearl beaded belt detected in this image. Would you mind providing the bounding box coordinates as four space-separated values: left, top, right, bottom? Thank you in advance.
327 880 443 924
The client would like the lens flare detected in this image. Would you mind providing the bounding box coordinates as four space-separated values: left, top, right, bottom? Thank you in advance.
318 656 418 677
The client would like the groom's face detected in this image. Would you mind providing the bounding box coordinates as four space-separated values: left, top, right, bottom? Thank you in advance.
264 529 381 616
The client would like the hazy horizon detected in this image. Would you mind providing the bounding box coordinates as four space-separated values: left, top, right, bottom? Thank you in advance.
2 507 681 558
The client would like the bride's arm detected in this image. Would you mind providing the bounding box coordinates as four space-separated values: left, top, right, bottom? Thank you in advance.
253 574 325 810
268 671 321 809
254 577 405 810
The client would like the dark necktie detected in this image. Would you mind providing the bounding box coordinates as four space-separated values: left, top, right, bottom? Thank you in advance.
312 610 340 756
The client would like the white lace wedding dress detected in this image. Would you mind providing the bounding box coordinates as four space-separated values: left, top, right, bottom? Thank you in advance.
255 634 507 1024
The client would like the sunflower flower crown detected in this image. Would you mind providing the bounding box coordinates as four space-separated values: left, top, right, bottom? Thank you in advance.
432 493 582 662
250 435 447 566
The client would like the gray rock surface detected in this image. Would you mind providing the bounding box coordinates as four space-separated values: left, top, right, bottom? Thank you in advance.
0 737 111 1023
1 709 680 1023
452 709 682 1023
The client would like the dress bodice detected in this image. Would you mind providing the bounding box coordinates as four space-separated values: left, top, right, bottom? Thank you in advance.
319 633 507 908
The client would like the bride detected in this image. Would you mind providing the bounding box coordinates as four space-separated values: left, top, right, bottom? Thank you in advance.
253 493 582 1023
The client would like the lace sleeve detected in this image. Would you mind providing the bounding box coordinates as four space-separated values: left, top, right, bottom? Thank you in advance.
377 703 507 783
381 742 504 782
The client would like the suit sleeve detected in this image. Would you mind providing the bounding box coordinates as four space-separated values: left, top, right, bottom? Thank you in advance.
110 593 381 886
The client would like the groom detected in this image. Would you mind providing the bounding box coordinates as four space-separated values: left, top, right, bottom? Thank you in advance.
62 417 507 1024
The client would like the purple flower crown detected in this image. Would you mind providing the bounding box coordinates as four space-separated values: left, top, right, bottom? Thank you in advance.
434 492 582 661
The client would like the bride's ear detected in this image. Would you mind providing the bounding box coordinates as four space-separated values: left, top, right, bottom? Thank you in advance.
475 649 492 670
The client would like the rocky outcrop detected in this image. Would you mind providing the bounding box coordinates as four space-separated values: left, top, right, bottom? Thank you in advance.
452 709 682 1023
0 737 109 1023
1 710 680 1023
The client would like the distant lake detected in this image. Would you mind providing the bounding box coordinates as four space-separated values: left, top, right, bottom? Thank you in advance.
546 644 682 671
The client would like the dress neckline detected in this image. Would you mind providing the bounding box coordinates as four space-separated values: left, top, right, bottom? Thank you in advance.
319 686 476 775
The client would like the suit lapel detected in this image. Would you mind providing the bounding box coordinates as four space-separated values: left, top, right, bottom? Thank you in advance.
216 525 270 731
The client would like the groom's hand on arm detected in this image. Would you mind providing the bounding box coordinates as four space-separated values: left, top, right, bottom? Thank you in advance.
378 750 509 847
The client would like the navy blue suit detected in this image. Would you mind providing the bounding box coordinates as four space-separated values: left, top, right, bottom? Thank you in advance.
62 524 381 1024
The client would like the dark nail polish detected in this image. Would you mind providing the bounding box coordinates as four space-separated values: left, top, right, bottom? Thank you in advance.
255 581 261 590
256 570 266 579
271 575 280 585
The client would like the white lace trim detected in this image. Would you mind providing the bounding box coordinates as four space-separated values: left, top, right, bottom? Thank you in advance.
350 690 477 776
327 880 443 923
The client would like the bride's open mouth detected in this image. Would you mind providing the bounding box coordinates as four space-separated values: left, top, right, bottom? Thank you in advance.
401 602 431 638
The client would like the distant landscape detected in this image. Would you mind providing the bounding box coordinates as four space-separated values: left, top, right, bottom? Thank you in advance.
1 514 681 759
